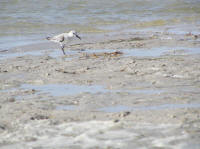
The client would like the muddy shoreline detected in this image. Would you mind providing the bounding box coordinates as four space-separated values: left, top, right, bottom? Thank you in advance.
0 31 200 148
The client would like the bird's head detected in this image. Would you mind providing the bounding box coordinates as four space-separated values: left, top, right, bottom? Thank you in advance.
69 30 81 40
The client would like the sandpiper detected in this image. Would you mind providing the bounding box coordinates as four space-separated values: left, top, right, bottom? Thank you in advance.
46 30 81 55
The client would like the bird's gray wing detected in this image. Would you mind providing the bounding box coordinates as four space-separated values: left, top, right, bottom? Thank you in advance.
51 34 65 42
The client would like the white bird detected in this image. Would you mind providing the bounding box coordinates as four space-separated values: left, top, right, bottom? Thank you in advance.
46 30 81 55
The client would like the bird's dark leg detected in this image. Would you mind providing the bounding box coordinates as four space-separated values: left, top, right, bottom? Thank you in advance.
60 44 66 55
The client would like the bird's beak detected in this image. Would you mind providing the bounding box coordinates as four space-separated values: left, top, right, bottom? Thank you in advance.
74 33 81 40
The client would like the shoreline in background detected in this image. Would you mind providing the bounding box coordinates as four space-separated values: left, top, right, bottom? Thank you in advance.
1 0 200 50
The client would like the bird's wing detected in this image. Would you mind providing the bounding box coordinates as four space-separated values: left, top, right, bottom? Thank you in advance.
51 34 65 42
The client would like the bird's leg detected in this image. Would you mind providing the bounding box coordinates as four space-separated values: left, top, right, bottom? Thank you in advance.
61 46 66 55
60 44 66 55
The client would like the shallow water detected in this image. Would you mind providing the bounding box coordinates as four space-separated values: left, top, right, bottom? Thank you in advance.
1 46 199 60
98 103 200 112
0 49 77 60
0 50 43 60
20 83 163 96
56 103 200 112
0 0 200 50
83 47 200 57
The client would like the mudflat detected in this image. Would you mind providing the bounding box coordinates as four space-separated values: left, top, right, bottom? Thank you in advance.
0 31 200 149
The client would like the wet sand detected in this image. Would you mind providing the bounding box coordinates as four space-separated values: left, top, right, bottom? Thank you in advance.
0 31 200 149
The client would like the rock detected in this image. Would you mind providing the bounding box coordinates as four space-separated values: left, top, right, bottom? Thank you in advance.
119 111 131 117
0 125 5 130
194 35 198 39
152 81 156 85
31 89 36 93
45 73 50 76
30 115 49 120
171 115 176 118
7 97 15 102
123 111 131 117
113 119 120 123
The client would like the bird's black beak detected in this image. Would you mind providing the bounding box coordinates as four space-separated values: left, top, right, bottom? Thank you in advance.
74 33 81 40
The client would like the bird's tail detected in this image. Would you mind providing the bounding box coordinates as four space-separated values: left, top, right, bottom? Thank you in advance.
46 37 51 40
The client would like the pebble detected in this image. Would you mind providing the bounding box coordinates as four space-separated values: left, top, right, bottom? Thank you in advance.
3 70 8 73
119 111 131 117
0 125 6 130
45 73 50 76
113 119 120 123
30 115 49 120
152 81 156 85
171 115 176 118
31 89 36 93
7 97 15 102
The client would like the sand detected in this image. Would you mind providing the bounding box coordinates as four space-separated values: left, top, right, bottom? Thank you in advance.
0 31 200 149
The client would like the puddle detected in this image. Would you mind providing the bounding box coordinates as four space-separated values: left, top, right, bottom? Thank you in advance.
55 103 200 112
82 47 200 57
48 49 79 58
20 84 163 97
20 84 107 96
56 105 77 111
122 47 174 57
83 48 165 57
0 50 44 60
116 88 163 94
1 46 199 60
0 49 78 60
98 103 200 112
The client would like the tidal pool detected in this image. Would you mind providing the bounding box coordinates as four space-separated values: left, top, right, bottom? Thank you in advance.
20 84 163 97
98 103 200 112
56 103 200 112
82 47 200 57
